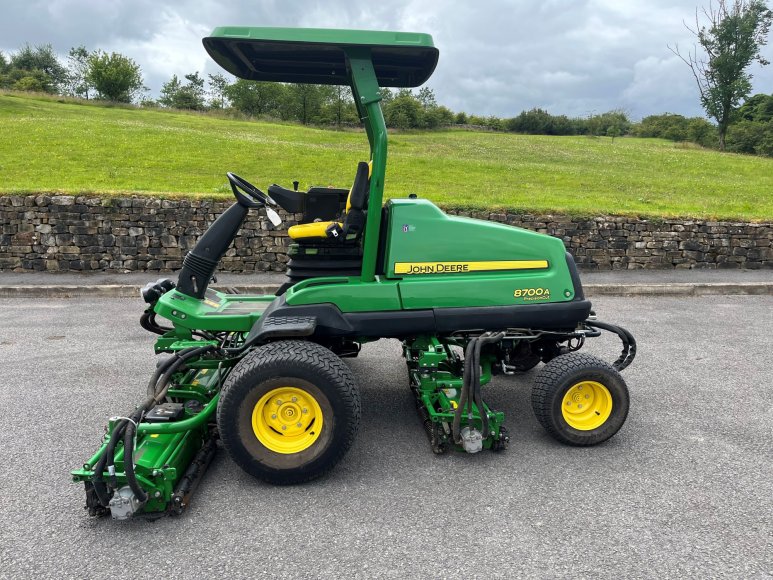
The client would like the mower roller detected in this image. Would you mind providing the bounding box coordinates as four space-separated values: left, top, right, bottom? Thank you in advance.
72 27 637 519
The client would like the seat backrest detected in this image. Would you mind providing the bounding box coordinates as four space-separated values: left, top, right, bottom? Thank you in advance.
345 161 371 213
343 161 371 237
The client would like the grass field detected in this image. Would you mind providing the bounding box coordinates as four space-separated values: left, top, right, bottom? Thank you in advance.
1 92 771 220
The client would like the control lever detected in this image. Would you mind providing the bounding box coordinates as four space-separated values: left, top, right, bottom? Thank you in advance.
292 180 299 191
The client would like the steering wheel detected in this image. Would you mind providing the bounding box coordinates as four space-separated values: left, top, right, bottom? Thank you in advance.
227 173 277 208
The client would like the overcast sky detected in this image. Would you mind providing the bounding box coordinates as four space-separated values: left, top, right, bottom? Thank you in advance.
2 0 772 119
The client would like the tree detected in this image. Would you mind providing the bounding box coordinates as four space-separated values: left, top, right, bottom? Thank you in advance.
416 86 437 108
287 83 327 124
86 50 145 102
378 87 394 106
322 85 356 127
384 93 422 129
66 46 91 98
159 74 183 107
208 73 230 109
9 44 68 93
224 79 286 117
738 92 773 120
670 0 773 150
158 72 205 110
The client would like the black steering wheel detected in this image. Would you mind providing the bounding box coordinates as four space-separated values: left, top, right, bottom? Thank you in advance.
227 173 277 209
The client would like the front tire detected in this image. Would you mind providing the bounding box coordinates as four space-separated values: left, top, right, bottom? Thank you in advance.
217 340 360 484
531 352 629 446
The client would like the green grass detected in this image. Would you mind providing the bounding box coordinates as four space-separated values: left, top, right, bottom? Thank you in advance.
1 92 771 220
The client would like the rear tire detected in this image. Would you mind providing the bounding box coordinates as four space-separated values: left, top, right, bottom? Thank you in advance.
531 352 629 446
217 340 360 484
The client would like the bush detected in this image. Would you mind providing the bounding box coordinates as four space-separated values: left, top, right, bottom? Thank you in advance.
687 118 718 148
633 113 717 147
384 94 422 129
726 120 773 156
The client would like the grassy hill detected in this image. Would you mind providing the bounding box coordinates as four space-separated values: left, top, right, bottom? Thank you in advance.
0 92 771 220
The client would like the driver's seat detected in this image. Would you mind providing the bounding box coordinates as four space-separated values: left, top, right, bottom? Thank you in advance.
287 161 370 243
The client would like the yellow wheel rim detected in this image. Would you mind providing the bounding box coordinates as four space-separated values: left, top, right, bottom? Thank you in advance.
561 380 613 431
251 386 323 454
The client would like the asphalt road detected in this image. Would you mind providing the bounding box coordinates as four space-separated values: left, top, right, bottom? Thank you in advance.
0 296 771 579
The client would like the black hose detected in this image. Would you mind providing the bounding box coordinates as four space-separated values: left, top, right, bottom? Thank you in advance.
453 339 477 444
91 418 129 507
586 321 637 371
146 347 199 397
452 333 504 443
150 346 216 402
122 421 148 504
474 332 505 438
92 344 215 507
141 310 215 341
140 310 172 335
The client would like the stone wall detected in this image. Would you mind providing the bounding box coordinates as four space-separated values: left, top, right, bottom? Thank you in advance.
1 195 770 272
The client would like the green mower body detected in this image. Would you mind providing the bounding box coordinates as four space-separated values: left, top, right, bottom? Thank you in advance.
73 27 636 520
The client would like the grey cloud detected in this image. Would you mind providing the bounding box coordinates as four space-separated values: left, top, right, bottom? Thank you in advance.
2 0 771 119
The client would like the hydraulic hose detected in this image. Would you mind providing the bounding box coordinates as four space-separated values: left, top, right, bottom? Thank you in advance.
452 339 477 444
586 320 637 371
91 418 129 507
148 345 216 402
140 310 172 335
93 344 216 508
122 421 149 505
452 333 504 443
146 346 199 397
473 332 504 438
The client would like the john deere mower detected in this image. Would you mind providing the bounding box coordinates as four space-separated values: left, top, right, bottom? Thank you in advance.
72 28 636 519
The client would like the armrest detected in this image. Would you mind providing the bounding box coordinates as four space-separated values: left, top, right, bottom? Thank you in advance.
268 184 305 213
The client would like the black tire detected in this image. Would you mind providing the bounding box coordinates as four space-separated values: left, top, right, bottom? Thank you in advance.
217 340 360 485
531 352 629 446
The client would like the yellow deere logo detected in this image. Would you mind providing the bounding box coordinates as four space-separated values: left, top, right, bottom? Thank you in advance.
394 260 548 275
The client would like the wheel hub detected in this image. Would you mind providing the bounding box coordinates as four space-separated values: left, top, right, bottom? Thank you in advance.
561 380 612 431
252 387 323 453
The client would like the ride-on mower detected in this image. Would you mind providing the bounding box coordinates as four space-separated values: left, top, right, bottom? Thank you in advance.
72 28 636 519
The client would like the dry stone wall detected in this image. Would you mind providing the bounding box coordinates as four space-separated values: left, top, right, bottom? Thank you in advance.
1 195 770 272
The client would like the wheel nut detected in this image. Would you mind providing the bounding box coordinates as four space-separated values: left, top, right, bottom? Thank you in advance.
276 400 282 405
291 397 297 402
585 394 590 399
296 422 302 428
281 425 287 430
302 408 308 414
271 413 277 419
578 404 583 409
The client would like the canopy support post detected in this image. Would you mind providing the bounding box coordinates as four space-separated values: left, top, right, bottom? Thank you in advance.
345 48 387 284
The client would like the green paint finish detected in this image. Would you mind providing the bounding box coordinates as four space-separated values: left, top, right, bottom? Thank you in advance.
346 49 389 282
72 362 227 514
286 277 402 312
154 289 274 332
207 27 435 48
404 336 505 450
72 428 207 515
399 273 572 309
203 27 438 87
137 394 219 435
384 198 576 308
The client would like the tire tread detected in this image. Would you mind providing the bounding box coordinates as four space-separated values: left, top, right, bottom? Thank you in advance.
531 352 628 446
218 340 360 484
